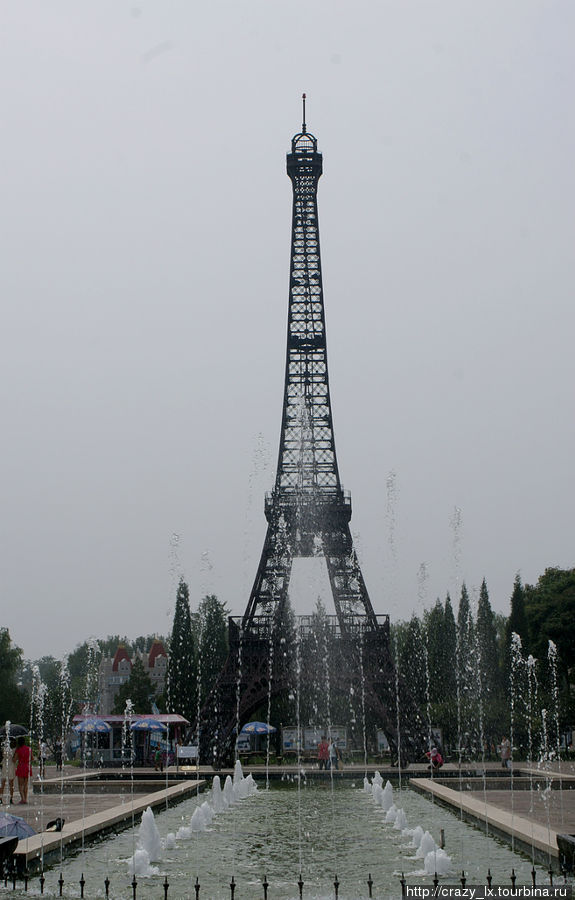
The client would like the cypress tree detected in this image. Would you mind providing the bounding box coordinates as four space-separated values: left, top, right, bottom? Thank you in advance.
475 578 505 746
476 579 499 697
398 615 426 709
456 583 476 748
197 594 229 706
424 600 445 706
167 578 196 722
505 573 530 654
439 594 459 748
442 595 458 693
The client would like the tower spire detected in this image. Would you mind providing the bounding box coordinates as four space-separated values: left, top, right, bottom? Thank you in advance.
302 92 307 133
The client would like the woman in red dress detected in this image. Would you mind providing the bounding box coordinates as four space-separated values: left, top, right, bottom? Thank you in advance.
13 736 33 804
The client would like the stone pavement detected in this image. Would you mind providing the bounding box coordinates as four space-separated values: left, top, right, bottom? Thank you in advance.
410 761 575 870
3 765 206 873
2 765 173 833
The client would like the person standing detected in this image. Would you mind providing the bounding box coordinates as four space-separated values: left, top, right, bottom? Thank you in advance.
500 737 511 770
317 736 329 770
54 740 63 771
1 740 16 804
13 736 33 804
328 739 339 771
39 740 48 778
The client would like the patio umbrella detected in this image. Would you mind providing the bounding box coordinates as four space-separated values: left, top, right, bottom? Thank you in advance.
0 813 37 839
130 718 166 732
0 724 28 739
73 717 111 733
240 722 277 735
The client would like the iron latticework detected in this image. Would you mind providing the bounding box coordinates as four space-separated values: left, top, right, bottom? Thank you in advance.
196 101 425 765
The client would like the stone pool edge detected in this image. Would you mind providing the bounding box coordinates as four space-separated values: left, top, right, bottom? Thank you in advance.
410 777 560 872
14 779 207 874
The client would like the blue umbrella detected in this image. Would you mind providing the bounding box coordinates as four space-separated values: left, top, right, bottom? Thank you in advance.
130 718 166 732
240 722 277 735
0 813 37 839
73 717 111 733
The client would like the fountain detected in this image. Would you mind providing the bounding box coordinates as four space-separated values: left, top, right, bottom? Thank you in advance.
5 766 556 898
5 612 573 898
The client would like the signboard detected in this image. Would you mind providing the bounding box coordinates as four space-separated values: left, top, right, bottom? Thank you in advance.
327 727 347 750
281 726 301 751
177 745 198 760
303 726 323 750
430 727 443 750
376 729 390 752
282 726 346 751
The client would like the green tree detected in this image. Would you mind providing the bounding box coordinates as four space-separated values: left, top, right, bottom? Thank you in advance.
269 597 298 738
398 616 426 709
0 628 28 725
506 573 530 656
42 659 75 750
300 597 333 728
166 578 196 722
420 596 458 750
456 583 476 746
476 580 500 700
442 594 458 698
475 579 505 745
424 600 446 706
197 594 229 708
113 657 155 714
67 640 102 712
524 568 575 666
523 567 575 726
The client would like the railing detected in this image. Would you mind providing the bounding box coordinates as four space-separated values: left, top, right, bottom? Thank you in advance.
2 867 563 898
230 614 389 642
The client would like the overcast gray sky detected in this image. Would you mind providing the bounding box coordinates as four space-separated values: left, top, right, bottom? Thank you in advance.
1 2 573 661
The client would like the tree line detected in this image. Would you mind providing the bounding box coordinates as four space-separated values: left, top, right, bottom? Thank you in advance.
393 569 575 755
1 567 573 756
0 583 229 751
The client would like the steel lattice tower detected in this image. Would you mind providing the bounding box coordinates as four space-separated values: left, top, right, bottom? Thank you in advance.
243 98 377 634
196 100 425 766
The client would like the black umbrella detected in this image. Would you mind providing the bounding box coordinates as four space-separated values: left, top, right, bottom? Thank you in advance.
0 724 28 739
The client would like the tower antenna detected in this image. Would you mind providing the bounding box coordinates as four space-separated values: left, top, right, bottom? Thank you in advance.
302 92 307 133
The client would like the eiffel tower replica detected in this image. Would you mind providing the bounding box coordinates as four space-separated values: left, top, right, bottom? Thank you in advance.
197 99 425 766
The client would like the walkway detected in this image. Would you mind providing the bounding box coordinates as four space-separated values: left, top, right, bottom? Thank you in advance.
4 765 206 874
411 760 575 870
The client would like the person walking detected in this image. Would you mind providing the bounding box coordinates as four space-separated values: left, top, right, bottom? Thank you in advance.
317 736 329 770
13 736 33 804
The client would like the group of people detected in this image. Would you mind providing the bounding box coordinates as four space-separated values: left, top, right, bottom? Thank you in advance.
1 736 34 805
424 737 512 771
317 736 343 770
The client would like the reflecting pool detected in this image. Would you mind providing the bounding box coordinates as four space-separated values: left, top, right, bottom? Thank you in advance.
14 779 550 899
